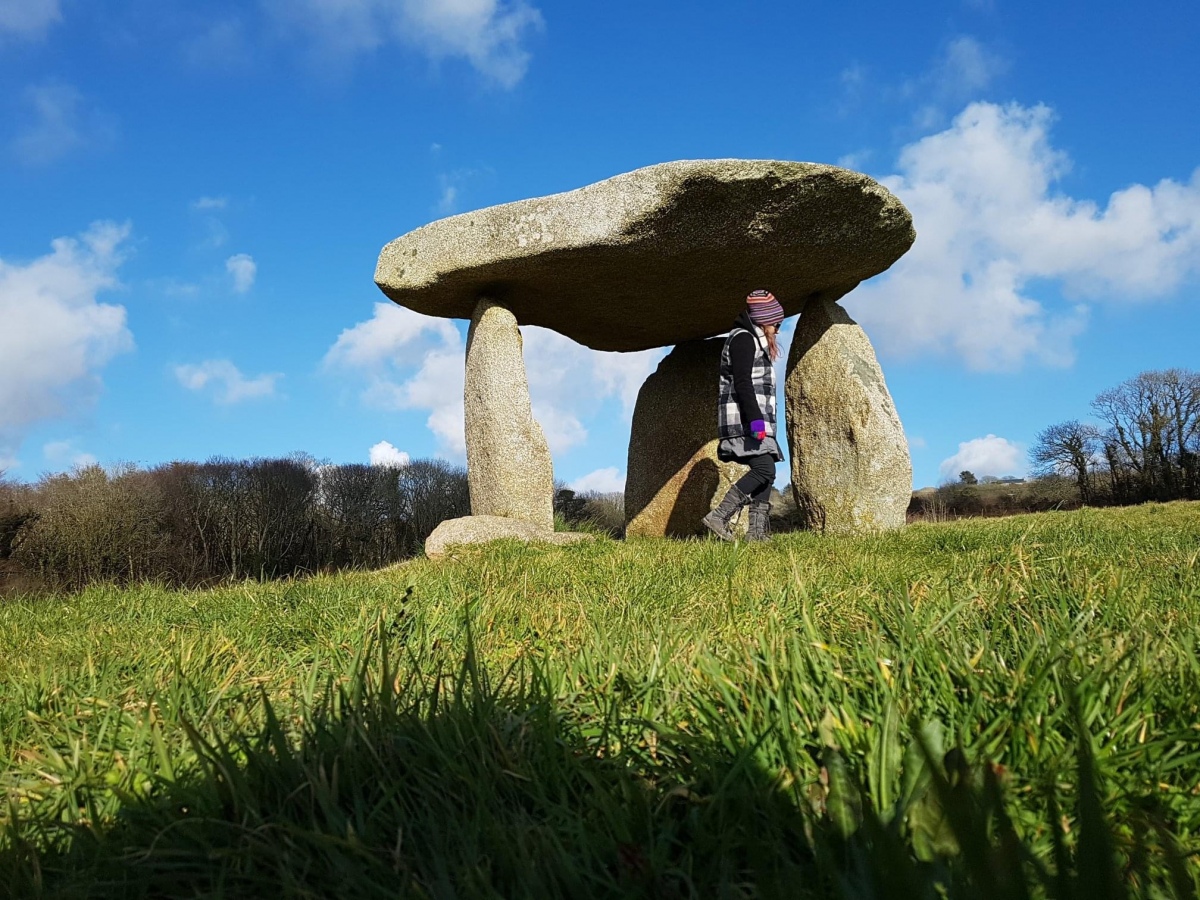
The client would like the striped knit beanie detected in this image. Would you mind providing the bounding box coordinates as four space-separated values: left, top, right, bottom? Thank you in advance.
746 289 784 326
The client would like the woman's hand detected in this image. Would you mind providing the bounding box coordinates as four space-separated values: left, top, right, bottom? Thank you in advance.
749 419 766 441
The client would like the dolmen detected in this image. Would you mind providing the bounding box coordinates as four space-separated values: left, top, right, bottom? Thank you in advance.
374 159 915 553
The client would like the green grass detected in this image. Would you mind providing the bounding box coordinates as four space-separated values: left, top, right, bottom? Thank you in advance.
1 503 1199 897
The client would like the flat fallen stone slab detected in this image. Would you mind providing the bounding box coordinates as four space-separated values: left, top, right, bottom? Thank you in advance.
376 159 914 352
424 515 594 559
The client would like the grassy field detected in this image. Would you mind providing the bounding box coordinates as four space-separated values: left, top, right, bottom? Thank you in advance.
1 503 1198 898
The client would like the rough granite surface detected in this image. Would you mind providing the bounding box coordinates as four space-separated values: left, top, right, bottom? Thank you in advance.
424 515 592 559
375 159 914 352
464 300 555 528
625 340 749 538
785 297 912 533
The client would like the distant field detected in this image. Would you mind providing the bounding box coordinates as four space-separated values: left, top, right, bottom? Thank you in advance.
2 503 1198 897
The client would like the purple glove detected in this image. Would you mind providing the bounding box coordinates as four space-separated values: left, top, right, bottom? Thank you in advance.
749 419 766 441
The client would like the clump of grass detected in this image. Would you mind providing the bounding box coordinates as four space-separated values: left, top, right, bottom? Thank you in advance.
1 503 1199 896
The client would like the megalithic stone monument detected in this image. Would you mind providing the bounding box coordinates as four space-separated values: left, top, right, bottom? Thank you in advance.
374 159 916 551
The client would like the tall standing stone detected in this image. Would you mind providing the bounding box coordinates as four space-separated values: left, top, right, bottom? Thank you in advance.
785 296 911 532
625 340 748 538
464 299 555 529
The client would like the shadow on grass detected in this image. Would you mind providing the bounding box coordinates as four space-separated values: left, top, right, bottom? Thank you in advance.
3 651 821 898
2 638 1192 899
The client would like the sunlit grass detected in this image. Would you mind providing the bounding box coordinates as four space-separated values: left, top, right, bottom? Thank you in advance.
1 503 1198 897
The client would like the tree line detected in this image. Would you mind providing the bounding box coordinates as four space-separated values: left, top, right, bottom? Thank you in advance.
1030 368 1200 505
0 456 471 593
908 368 1198 522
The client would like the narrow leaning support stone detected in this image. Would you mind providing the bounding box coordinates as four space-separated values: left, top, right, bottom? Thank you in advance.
785 296 911 533
464 299 555 529
625 340 748 538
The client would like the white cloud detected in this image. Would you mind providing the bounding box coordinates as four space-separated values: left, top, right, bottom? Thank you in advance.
225 253 257 293
191 195 229 211
174 359 280 404
326 303 665 459
590 343 666 414
939 434 1024 481
838 36 1006 126
436 181 459 215
837 150 872 171
326 301 461 368
906 36 1008 129
11 82 117 166
0 0 60 40
368 440 411 467
913 36 1006 105
266 0 543 87
522 326 666 454
433 168 485 216
848 101 1200 372
326 303 466 453
939 36 1006 94
569 467 624 494
42 439 97 470
0 221 134 465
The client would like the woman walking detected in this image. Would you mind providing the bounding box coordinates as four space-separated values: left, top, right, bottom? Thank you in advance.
701 289 786 542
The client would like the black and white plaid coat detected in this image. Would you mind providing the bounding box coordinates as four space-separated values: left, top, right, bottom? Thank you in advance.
717 322 777 440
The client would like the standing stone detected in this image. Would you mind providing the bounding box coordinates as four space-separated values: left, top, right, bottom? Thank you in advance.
464 299 555 529
625 340 749 538
785 296 911 533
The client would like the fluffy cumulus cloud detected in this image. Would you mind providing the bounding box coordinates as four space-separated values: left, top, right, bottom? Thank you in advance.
326 302 467 452
0 0 61 40
266 0 543 87
938 434 1024 481
849 102 1200 372
0 221 133 468
174 359 280 404
225 253 257 293
368 440 411 467
569 467 624 495
11 82 116 166
325 303 664 458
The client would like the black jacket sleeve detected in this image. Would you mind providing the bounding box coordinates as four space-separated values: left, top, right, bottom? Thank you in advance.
728 332 763 427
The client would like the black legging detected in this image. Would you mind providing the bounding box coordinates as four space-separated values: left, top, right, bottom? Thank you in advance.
734 454 775 501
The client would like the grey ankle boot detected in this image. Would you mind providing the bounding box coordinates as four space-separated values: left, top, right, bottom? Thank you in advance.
746 500 772 542
701 486 750 542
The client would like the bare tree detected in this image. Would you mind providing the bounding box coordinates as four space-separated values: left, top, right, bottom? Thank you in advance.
242 457 318 578
396 460 470 553
1030 420 1101 503
0 473 36 563
1092 369 1200 502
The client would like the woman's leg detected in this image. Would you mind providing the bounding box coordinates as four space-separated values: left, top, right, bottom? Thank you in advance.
703 454 774 541
737 455 776 541
734 454 775 498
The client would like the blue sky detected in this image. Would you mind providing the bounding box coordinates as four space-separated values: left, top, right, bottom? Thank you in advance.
2 0 1197 491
